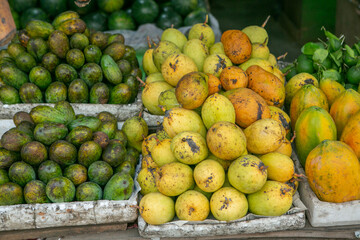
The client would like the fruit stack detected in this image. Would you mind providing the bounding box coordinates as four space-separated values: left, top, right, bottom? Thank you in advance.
0 11 141 105
137 21 303 225
9 0 210 32
0 101 146 205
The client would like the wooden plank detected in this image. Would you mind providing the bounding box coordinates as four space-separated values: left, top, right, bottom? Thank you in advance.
0 223 128 240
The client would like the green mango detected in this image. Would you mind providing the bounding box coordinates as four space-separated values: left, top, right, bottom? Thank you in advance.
70 33 89 50
68 79 89 103
41 52 60 73
1 128 33 152
101 54 123 85
26 20 54 39
68 116 101 131
66 49 85 69
48 30 70 59
19 83 43 103
109 83 131 104
102 141 127 167
0 148 21 169
54 101 76 125
45 81 67 103
55 64 77 85
66 126 93 148
103 173 134 200
27 38 48 62
29 66 52 91
15 52 36 73
0 64 28 89
0 182 24 206
0 85 21 104
30 105 68 125
34 122 69 145
89 82 109 104
79 63 103 88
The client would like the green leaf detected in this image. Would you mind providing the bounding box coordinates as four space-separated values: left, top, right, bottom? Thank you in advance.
312 49 328 63
301 42 324 56
323 28 340 41
329 53 341 67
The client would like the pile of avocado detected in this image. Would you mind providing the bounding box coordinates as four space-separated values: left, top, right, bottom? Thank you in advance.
0 101 142 205
8 0 209 32
0 10 141 105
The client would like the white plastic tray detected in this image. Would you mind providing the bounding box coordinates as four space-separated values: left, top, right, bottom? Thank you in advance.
0 120 140 231
137 192 306 238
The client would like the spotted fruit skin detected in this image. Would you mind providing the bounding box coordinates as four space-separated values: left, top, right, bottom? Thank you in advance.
305 140 360 203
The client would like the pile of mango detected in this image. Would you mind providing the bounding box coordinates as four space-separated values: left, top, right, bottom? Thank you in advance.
136 21 304 225
0 11 141 105
9 0 209 32
0 101 147 205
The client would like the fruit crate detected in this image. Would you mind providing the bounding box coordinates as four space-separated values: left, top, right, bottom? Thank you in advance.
137 193 306 238
0 119 141 231
0 91 143 122
293 149 360 227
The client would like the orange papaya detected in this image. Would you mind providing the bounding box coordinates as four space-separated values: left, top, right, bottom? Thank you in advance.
305 140 360 203
290 84 329 130
330 89 360 139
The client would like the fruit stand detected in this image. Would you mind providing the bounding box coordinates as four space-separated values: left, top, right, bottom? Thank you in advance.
1 0 360 239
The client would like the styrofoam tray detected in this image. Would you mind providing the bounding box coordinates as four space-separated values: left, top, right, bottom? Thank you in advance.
0 120 140 231
0 92 142 122
137 192 306 238
293 150 360 227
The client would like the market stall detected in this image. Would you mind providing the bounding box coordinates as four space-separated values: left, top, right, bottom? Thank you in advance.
0 0 360 239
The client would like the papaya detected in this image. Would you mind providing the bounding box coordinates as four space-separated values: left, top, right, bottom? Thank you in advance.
330 89 360 139
246 65 285 108
285 72 319 109
319 78 345 106
340 111 360 158
295 106 337 167
290 84 328 130
305 140 360 203
223 87 271 128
